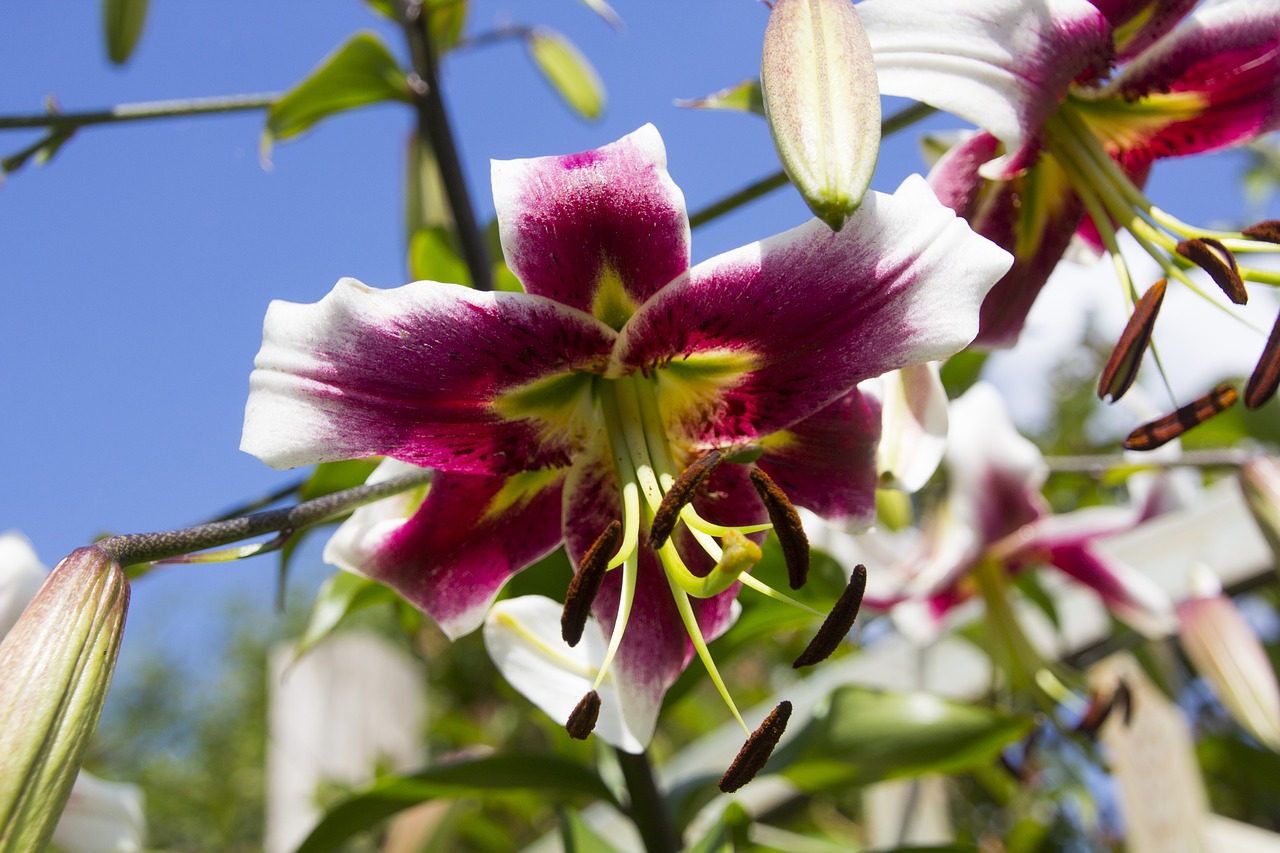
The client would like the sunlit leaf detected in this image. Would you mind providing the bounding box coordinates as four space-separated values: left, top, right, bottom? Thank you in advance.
103 0 149 64
295 755 619 853
775 686 1033 791
409 227 469 286
427 0 468 53
278 458 382 595
558 807 624 853
406 133 452 240
525 28 605 121
686 802 750 853
265 33 412 148
294 571 401 660
676 80 764 115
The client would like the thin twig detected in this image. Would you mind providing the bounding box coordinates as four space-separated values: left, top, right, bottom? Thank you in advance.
1045 448 1257 473
0 93 279 131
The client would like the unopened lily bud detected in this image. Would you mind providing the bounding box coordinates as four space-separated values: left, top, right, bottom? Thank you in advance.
762 0 880 230
1240 456 1280 561
1177 565 1280 752
0 546 129 852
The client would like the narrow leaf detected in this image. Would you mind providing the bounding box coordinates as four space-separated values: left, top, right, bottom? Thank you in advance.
676 80 765 115
103 0 149 64
265 33 412 147
525 28 605 121
295 755 618 853
294 571 400 661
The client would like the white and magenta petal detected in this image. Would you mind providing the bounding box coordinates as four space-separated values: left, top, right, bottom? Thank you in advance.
1088 0 1198 61
325 468 565 639
614 175 1012 448
757 388 881 524
1097 0 1280 160
242 278 616 473
859 0 1113 178
868 362 948 494
492 124 691 324
1037 542 1176 636
483 595 652 752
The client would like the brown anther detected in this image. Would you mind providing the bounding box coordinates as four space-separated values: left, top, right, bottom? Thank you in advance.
1073 689 1116 737
793 564 866 668
1245 310 1280 410
749 468 809 589
1176 237 1247 305
1122 382 1239 451
562 520 622 647
1098 279 1166 403
1114 679 1133 727
565 690 602 740
718 700 792 793
1242 220 1280 244
649 450 724 549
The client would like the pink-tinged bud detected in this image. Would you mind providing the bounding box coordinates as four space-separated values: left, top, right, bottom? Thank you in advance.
1176 566 1280 752
0 546 129 852
761 0 880 231
1240 456 1280 561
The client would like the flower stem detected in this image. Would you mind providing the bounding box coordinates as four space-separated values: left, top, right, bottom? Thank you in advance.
400 0 493 291
95 468 432 567
0 93 279 131
615 748 680 853
688 102 936 229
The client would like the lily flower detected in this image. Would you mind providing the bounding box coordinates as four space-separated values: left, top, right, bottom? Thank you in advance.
242 125 1012 774
859 0 1280 366
809 383 1175 643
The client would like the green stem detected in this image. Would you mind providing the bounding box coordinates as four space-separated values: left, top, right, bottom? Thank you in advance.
615 749 680 853
96 468 432 567
0 93 279 130
688 102 937 230
400 0 493 291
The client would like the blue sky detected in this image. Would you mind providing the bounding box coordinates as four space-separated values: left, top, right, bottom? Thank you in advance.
1 3 1272 688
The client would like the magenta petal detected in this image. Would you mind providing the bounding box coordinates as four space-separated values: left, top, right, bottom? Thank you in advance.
242 278 616 473
928 133 1085 348
860 0 1113 179
616 176 1012 446
1039 542 1175 636
346 470 565 639
492 124 691 321
1089 0 1198 61
1103 0 1280 160
758 388 880 524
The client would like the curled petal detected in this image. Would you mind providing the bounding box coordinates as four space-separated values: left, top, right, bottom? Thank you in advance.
492 124 691 323
762 0 881 228
867 362 948 493
616 175 1012 446
242 278 616 473
860 0 1112 178
325 466 565 639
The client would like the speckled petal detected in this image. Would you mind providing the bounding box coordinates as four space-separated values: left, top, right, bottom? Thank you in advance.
757 388 880 524
492 124 691 323
859 0 1112 178
242 278 616 473
324 468 565 639
615 175 1012 449
928 131 1085 347
1089 0 1198 60
1095 0 1280 161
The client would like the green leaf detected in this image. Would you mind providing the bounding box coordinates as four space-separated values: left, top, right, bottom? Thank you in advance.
686 802 751 853
299 459 382 502
558 807 625 853
103 0 149 64
939 350 989 398
406 133 452 240
294 571 401 660
677 79 765 115
295 755 619 853
409 227 470 286
265 33 412 147
525 28 605 121
777 687 1033 791
427 0 468 53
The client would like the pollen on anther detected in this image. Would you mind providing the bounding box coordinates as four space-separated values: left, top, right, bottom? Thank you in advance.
1242 220 1280 245
562 520 622 647
1176 238 1247 305
749 468 810 589
566 690 602 740
650 450 724 549
1098 279 1165 403
1245 310 1280 410
718 700 792 793
1123 383 1238 450
793 564 866 668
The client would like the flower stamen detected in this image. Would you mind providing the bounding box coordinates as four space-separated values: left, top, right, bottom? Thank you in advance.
1123 382 1239 450
649 449 724 548
1176 238 1247 305
793 564 867 668
749 468 810 589
562 520 622 647
1243 221 1280 245
1098 278 1165 403
566 690 602 739
1245 310 1280 410
719 701 793 793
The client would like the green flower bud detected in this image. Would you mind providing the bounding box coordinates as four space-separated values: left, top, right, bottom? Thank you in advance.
762 0 880 231
0 546 129 852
